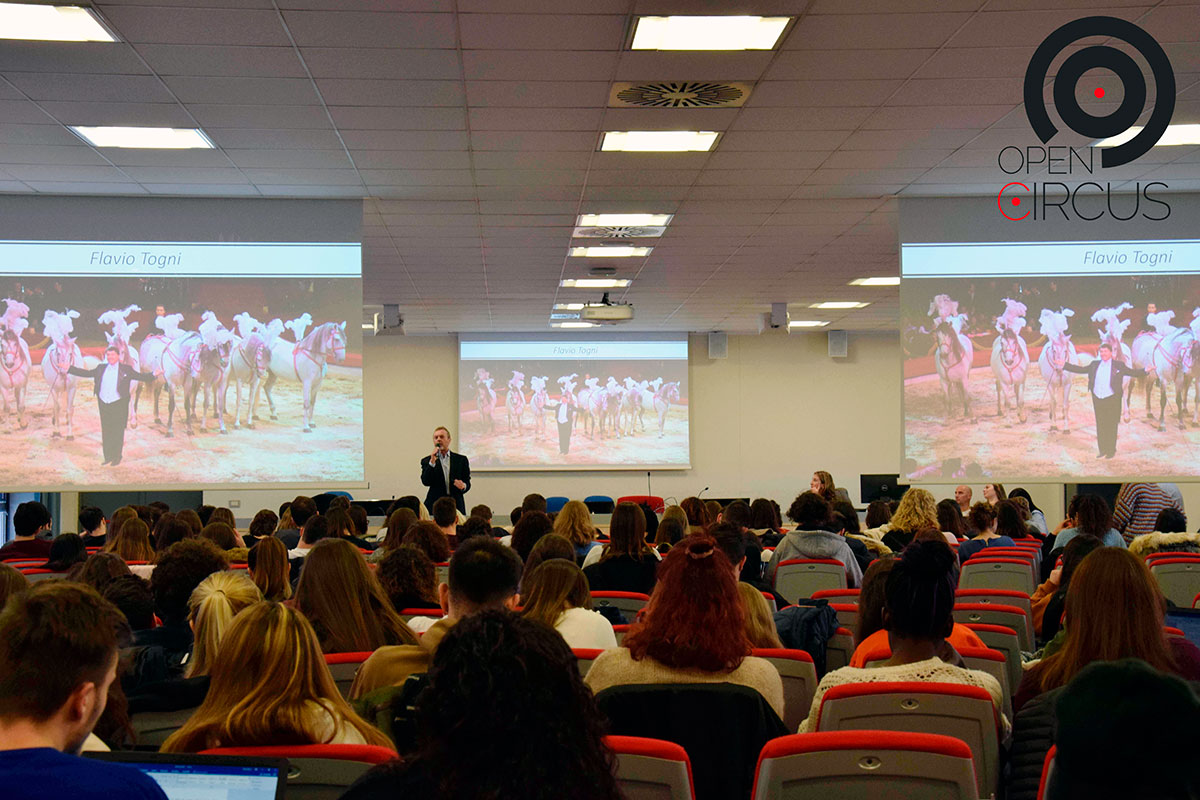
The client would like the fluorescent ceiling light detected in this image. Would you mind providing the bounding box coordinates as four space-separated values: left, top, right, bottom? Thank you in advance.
0 3 116 41
788 320 829 328
631 15 790 50
70 126 214 149
552 321 598 329
601 131 718 152
560 278 631 289
554 303 585 310
550 312 580 320
360 323 375 331
810 301 869 310
850 277 900 286
577 213 674 227
1096 124 1200 148
569 246 652 258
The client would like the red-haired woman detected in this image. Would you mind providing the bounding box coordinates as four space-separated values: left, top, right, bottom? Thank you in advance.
583 536 784 719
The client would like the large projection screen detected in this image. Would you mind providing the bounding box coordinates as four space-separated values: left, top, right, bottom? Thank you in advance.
0 197 363 489
902 236 1200 482
458 335 690 471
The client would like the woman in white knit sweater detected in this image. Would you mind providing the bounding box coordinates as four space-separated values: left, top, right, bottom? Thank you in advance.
521 559 616 650
798 539 1008 735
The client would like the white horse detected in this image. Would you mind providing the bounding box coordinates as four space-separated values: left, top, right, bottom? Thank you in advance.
40 309 83 439
604 376 625 438
932 319 974 422
135 313 185 427
263 320 347 433
474 367 497 434
1150 327 1195 432
225 312 272 429
622 377 647 434
161 330 233 436
1037 308 1078 432
505 370 526 433
991 329 1030 422
653 381 680 438
530 375 549 437
0 299 31 430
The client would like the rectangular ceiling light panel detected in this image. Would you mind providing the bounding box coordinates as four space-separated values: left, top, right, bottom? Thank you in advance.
70 126 215 149
0 3 116 41
631 15 790 50
600 131 718 152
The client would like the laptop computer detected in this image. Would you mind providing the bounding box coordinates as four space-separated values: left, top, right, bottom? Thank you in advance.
86 751 286 800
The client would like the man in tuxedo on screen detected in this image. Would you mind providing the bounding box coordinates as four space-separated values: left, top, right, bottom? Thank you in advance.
1064 342 1142 460
69 346 156 466
421 425 470 514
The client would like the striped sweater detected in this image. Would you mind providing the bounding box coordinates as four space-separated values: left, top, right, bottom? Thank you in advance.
1113 483 1183 543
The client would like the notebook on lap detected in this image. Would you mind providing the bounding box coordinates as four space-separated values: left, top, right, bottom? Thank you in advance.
85 751 286 800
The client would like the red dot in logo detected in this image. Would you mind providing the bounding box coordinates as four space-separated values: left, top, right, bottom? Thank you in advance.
1094 87 1105 98
1012 197 1021 206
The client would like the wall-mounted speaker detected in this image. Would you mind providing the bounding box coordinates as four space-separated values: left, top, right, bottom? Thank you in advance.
708 331 728 359
828 330 848 358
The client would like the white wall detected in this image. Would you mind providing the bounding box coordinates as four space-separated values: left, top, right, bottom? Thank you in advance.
204 330 1074 522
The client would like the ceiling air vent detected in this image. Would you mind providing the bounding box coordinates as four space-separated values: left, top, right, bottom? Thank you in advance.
573 225 666 239
609 81 752 108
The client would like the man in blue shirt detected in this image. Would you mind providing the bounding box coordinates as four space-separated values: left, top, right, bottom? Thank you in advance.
0 583 167 799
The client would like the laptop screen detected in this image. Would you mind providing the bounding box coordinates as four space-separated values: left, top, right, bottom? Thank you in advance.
86 754 284 800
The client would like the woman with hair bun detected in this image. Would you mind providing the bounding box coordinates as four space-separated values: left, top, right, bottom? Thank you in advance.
956 502 1015 563
584 536 783 719
799 540 1006 733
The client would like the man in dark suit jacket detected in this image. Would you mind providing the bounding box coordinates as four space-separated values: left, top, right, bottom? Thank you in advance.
69 346 156 466
421 425 471 513
1064 342 1142 459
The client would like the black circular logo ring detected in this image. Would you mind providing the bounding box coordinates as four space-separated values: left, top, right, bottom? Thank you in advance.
1024 16 1174 168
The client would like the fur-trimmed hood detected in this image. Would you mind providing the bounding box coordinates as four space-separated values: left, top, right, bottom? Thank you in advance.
1128 531 1200 559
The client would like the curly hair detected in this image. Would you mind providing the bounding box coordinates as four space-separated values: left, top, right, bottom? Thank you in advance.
384 610 622 800
889 488 938 534
967 501 997 534
67 552 131 594
403 521 451 563
377 545 438 610
786 491 831 530
623 536 750 672
884 539 957 640
149 539 229 624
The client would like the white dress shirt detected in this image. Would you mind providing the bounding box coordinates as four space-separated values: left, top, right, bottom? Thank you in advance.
98 363 121 403
440 450 452 487
1094 360 1114 399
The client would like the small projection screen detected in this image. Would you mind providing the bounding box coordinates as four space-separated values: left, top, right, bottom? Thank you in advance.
458 335 690 470
0 197 363 489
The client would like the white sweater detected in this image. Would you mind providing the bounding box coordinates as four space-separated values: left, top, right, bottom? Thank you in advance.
555 607 618 649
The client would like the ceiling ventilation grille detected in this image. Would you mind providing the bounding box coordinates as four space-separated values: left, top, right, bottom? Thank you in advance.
609 81 751 108
573 225 666 238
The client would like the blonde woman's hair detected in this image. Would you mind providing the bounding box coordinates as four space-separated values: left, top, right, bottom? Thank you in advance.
661 505 688 529
889 488 938 533
103 517 156 562
737 582 783 649
162 602 392 752
186 571 262 678
552 500 595 548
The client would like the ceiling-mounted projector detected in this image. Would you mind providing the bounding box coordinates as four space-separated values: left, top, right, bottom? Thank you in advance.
579 293 633 323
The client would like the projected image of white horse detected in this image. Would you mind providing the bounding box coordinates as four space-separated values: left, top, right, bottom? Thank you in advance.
903 278 1200 481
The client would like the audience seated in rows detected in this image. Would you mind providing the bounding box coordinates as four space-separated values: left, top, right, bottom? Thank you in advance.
521 560 616 649
582 502 660 594
585 536 785 719
850 553 984 666
341 611 622 800
175 509 202 538
800 540 1006 733
1008 487 1049 535
766 492 863 588
376 545 438 610
0 501 53 560
294 539 416 654
350 537 522 700
430 497 459 548
276 495 317 550
0 582 167 799
1016 547 1200 711
161 602 391 752
957 502 1015 563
